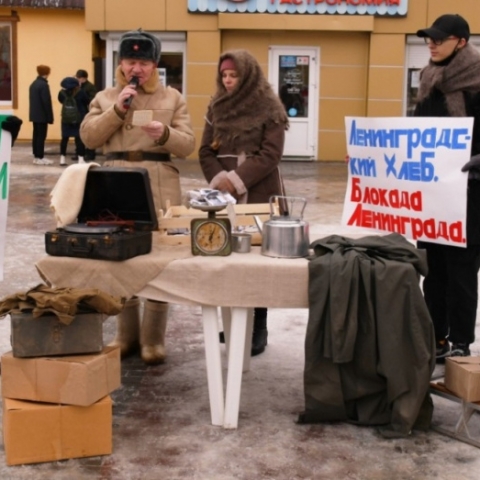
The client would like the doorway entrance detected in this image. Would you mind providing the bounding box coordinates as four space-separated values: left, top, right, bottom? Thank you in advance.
269 46 319 160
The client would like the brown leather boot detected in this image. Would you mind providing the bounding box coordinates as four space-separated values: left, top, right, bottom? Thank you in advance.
140 300 168 365
108 297 140 358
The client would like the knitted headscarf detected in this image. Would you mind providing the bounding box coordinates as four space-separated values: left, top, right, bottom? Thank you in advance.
209 49 289 154
417 43 480 116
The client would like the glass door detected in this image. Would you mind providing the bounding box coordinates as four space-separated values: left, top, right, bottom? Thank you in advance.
269 46 319 160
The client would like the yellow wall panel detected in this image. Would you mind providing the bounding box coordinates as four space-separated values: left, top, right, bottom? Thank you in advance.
369 34 406 66
221 32 270 65
220 34 275 76
374 0 427 34
187 65 218 97
427 0 480 32
367 100 404 118
166 0 217 32
105 0 166 31
321 66 367 99
218 13 374 32
368 67 404 100
85 0 105 31
186 31 221 139
319 131 348 162
314 34 370 66
186 96 211 130
320 99 366 131
223 31 369 66
14 10 93 143
188 32 221 63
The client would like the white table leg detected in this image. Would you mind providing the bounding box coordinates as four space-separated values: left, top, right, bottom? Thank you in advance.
222 307 252 373
243 308 254 372
221 306 232 350
201 306 225 426
223 306 248 429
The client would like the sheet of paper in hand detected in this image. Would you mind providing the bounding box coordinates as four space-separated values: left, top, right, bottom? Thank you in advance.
132 110 153 127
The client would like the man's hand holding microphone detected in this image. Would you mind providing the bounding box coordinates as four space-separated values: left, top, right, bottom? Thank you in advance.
117 76 139 111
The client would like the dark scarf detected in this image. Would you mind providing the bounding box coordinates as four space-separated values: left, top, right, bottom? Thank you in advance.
417 43 480 116
209 49 289 154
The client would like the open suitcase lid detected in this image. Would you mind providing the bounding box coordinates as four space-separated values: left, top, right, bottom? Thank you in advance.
77 167 158 231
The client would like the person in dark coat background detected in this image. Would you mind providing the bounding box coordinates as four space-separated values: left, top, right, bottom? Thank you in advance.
74 69 97 161
58 76 90 166
415 14 480 360
29 65 54 165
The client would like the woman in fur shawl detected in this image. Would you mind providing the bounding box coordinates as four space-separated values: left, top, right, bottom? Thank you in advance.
199 49 289 356
415 14 480 360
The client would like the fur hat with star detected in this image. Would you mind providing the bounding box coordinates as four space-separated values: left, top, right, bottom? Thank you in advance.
119 29 161 64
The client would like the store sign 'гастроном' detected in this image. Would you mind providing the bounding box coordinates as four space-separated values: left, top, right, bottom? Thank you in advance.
187 0 408 16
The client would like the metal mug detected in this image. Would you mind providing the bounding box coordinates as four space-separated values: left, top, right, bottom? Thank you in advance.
232 233 252 253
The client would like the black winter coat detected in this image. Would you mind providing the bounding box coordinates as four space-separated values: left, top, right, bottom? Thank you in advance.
29 76 53 124
81 80 97 103
414 88 480 245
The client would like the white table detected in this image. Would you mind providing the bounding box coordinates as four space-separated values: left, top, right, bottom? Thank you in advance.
36 245 309 429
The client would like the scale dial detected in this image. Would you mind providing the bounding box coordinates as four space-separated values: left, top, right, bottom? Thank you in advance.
191 218 232 256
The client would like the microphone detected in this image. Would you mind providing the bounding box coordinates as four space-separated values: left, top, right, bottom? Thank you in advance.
123 76 139 109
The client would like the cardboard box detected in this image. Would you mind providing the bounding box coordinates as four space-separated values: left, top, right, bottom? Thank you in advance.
445 356 480 402
1 347 120 406
2 396 112 466
10 311 104 358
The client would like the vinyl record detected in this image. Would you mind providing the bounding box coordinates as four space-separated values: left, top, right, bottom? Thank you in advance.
64 223 121 234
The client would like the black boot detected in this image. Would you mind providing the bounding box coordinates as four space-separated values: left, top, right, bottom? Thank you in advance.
251 308 268 356
251 328 268 356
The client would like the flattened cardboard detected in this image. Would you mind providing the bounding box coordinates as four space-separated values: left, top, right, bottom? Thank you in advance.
3 396 112 466
445 356 480 402
1 346 120 406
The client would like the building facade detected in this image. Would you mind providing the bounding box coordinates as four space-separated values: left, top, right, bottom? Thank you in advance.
0 1 93 143
3 0 480 161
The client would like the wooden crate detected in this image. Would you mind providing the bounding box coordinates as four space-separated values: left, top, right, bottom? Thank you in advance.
155 202 278 246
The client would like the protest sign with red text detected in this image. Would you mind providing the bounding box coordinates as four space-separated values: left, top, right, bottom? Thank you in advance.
342 117 473 247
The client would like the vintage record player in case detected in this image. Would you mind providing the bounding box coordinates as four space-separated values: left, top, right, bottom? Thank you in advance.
45 167 158 261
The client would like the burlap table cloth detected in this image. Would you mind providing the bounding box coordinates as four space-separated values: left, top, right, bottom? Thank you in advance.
36 241 310 429
36 244 309 308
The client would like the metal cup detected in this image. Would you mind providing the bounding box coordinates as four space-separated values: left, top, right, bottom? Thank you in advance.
232 233 252 253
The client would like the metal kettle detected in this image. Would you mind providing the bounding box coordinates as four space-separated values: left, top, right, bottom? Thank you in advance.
254 196 310 258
